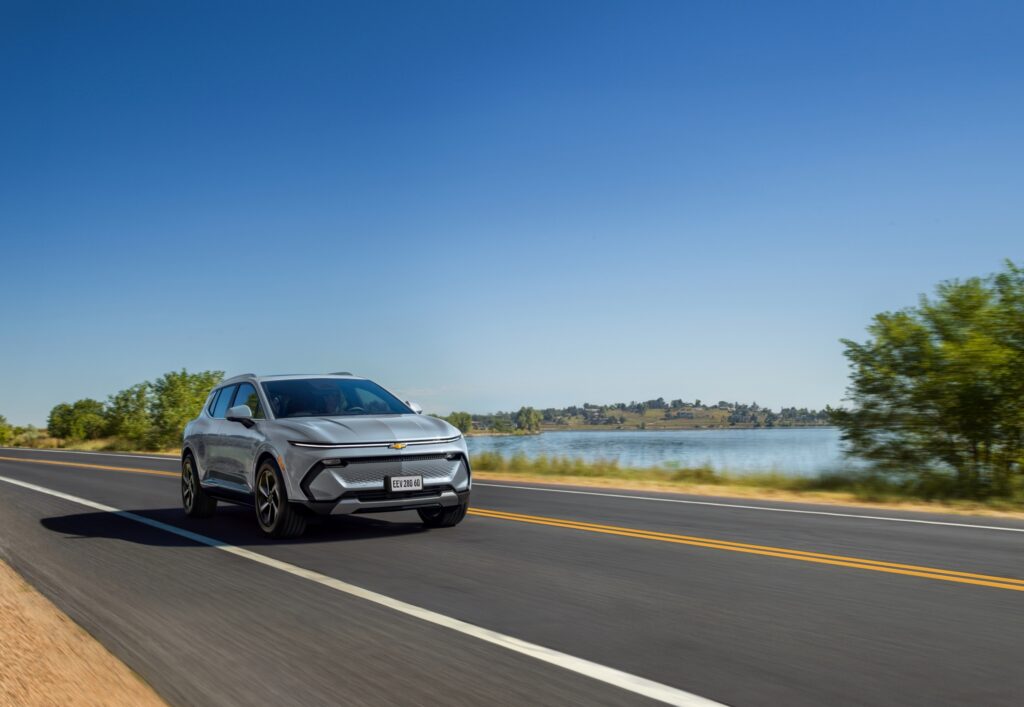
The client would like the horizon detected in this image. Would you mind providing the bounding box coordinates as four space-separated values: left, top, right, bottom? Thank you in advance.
3 1 1022 425
6 373 836 430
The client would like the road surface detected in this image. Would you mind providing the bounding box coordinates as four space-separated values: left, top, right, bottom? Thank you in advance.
1 448 1023 706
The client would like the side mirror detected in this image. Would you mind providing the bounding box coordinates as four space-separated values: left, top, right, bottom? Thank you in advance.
226 404 255 428
406 401 423 415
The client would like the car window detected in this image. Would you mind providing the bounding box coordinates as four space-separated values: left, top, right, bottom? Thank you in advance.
261 378 412 418
353 386 393 414
232 383 264 419
206 388 222 416
211 385 237 418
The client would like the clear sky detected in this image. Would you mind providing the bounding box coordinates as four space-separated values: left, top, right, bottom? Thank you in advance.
1 1 1022 425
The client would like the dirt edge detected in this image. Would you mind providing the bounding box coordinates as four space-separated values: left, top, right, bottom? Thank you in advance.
0 558 165 706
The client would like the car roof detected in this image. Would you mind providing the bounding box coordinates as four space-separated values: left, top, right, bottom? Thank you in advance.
219 373 364 386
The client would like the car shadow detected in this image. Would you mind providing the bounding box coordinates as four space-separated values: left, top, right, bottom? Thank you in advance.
40 504 430 547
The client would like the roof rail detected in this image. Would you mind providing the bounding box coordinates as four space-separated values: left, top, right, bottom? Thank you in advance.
221 372 256 383
330 371 353 376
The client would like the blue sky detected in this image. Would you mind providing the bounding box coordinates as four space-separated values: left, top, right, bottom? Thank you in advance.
1 1 1022 425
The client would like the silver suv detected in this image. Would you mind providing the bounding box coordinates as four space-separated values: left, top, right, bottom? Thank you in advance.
180 373 471 537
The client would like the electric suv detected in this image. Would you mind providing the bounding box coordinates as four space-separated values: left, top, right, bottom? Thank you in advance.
180 373 471 538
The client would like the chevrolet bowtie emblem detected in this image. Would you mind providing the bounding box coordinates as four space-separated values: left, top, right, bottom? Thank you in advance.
389 442 407 450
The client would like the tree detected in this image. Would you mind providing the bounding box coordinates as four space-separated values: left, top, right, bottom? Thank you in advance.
47 403 73 438
47 399 106 440
106 383 153 444
150 369 224 447
831 261 1024 498
446 411 473 434
491 417 513 433
0 415 12 446
514 406 541 433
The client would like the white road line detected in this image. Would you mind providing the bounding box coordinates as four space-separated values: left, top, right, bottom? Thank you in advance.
475 483 1024 533
3 447 176 461
0 474 721 707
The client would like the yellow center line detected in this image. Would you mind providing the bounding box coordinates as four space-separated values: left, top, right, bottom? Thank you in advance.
5 454 1022 592
467 508 1024 592
0 455 178 478
471 508 1024 583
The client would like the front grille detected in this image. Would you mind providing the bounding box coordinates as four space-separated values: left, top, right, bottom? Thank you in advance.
342 453 451 465
301 454 465 501
332 457 460 485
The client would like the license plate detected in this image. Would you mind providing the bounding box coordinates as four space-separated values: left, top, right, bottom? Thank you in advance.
387 475 423 493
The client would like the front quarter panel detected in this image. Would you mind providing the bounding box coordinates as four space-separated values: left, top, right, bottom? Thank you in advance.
182 415 215 481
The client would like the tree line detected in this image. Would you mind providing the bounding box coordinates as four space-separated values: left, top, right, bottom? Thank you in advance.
727 404 831 428
445 399 830 432
44 369 223 449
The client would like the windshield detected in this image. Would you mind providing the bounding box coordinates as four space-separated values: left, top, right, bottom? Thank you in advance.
261 378 412 418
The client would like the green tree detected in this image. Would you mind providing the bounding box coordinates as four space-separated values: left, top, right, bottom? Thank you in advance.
491 417 513 433
446 411 473 434
831 261 1024 498
150 369 224 447
106 383 153 444
514 406 541 433
47 399 106 440
0 415 12 446
47 403 73 438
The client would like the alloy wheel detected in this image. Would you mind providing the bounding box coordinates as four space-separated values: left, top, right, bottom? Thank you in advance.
257 468 280 529
182 459 195 511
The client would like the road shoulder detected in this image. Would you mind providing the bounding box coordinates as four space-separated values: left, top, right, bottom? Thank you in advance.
0 558 165 706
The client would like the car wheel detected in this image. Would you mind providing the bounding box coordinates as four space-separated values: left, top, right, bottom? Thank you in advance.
182 454 217 518
255 460 307 538
418 501 469 528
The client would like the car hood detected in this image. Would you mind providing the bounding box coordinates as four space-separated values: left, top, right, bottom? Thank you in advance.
273 414 460 444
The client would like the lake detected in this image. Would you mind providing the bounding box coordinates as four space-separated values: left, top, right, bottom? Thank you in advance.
465 427 856 477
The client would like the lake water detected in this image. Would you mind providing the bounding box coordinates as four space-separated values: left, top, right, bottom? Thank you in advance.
465 427 855 477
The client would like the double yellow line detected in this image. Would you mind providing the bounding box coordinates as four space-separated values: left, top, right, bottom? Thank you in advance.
0 455 178 478
469 508 1024 592
4 454 1024 592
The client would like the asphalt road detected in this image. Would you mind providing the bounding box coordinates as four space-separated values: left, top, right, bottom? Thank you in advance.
2 448 1023 706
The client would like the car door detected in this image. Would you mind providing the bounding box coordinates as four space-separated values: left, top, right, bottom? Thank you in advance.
221 382 266 489
190 387 224 480
203 384 238 484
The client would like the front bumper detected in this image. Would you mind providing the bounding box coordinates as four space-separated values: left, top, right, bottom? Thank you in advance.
306 488 470 516
287 441 472 515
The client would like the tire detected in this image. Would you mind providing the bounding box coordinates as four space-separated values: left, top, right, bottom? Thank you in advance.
418 501 469 528
254 459 307 538
182 454 217 518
